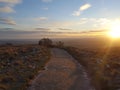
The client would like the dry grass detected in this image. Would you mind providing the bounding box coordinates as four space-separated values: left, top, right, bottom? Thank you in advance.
0 44 51 90
64 46 120 90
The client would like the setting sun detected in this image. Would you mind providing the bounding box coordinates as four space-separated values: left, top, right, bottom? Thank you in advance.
109 22 120 38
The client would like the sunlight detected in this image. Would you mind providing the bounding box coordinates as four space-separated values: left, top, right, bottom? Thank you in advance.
108 21 120 38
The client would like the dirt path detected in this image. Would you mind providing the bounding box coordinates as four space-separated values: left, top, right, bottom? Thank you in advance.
28 48 95 90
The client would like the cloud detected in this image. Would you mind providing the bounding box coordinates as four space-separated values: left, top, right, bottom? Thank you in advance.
51 18 89 28
58 28 72 31
35 28 50 31
52 21 75 27
0 6 14 13
42 0 52 3
0 27 108 39
34 17 48 21
0 28 14 30
80 4 91 11
50 18 114 31
0 17 16 25
72 11 81 16
77 18 88 24
42 7 48 10
0 28 52 39
0 0 22 13
0 0 21 4
80 30 107 34
72 3 91 16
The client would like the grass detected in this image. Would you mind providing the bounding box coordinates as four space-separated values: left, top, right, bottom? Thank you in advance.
0 44 51 90
64 46 120 90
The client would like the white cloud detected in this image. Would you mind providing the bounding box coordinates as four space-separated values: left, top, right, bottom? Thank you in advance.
92 18 111 29
80 4 91 11
49 18 115 30
49 19 89 28
72 11 81 16
0 6 15 13
72 3 91 16
42 0 52 3
52 21 75 27
77 18 88 24
34 17 48 21
0 17 16 25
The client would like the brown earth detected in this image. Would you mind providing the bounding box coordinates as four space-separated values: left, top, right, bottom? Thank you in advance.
28 48 95 90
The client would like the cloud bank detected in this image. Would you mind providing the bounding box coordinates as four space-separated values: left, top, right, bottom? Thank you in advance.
0 17 16 25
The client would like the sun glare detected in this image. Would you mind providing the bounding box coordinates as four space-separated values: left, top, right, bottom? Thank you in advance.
108 21 120 38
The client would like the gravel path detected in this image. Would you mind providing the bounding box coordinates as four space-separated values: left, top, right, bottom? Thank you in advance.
28 48 95 90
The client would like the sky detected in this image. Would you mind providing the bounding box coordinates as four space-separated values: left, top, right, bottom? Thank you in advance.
0 0 120 39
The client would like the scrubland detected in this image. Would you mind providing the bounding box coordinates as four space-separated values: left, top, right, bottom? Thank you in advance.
0 45 50 90
0 37 120 90
63 38 120 90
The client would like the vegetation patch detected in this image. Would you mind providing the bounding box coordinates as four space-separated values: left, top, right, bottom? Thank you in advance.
64 46 120 90
0 45 51 90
